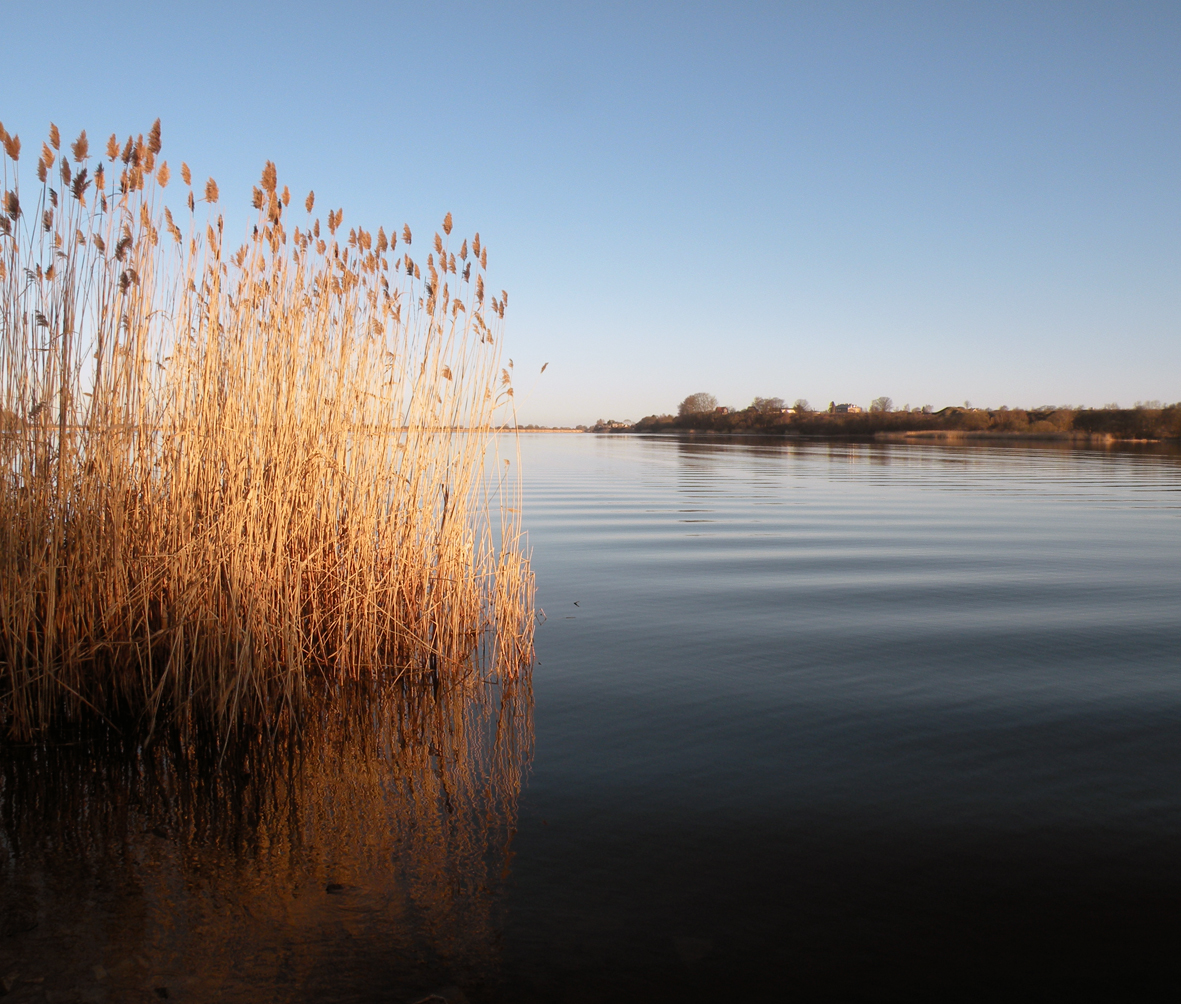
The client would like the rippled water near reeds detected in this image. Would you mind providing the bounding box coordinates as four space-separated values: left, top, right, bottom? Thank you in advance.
3 435 1181 1002
0 681 531 1004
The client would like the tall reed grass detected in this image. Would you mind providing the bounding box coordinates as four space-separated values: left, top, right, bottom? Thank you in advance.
0 119 533 738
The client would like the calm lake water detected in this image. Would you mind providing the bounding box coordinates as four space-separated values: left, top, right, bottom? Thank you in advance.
2 434 1180 1002
502 434 1181 1002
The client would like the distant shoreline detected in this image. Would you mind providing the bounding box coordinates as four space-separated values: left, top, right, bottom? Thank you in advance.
874 429 1160 443
584 406 1181 443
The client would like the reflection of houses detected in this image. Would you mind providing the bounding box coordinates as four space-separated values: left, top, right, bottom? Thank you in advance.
828 402 863 414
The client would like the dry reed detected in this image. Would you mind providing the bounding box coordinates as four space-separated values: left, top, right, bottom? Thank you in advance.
0 119 534 739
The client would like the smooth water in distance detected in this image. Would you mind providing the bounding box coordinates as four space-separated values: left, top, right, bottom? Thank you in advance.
2 434 1179 1002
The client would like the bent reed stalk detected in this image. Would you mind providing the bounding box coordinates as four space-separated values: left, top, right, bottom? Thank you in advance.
0 119 533 739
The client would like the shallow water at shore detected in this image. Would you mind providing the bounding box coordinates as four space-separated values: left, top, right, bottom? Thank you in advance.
2 435 1180 1001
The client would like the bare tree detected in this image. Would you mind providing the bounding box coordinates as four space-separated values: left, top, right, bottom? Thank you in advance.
870 396 893 413
793 399 811 413
678 392 718 416
750 396 786 414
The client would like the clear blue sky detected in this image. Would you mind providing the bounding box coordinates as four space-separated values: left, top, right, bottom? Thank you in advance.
5 1 1178 423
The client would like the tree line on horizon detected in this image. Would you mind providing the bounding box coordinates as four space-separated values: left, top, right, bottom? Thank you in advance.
595 393 1181 439
675 392 919 417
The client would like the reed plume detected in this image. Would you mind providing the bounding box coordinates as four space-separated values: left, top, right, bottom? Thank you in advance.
0 120 533 739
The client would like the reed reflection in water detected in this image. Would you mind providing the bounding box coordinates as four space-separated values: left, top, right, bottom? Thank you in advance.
0 677 531 1003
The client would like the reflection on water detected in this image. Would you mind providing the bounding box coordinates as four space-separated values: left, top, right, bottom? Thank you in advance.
0 679 531 1003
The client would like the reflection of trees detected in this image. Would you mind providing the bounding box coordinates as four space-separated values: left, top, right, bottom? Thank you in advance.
0 677 531 1001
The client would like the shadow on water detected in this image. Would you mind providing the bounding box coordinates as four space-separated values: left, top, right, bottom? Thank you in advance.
0 678 532 1003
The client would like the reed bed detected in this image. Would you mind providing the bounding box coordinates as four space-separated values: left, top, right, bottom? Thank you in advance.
0 119 533 738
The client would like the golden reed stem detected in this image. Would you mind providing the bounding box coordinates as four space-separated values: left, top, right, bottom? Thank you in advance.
0 120 534 738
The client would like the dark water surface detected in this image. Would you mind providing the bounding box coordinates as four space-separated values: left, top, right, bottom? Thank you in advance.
503 435 1181 1001
3 435 1180 1002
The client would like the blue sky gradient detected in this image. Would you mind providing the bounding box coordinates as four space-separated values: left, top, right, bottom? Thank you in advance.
5 2 1178 423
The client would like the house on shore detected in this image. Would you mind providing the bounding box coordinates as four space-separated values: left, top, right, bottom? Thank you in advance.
828 402 863 414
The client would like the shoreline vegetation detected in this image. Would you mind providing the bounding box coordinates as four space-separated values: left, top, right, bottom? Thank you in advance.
0 119 534 740
589 394 1181 442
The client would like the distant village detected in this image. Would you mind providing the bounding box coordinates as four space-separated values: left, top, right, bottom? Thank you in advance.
574 394 1181 441
589 395 972 431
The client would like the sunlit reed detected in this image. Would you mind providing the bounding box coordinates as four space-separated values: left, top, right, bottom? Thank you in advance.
0 119 534 738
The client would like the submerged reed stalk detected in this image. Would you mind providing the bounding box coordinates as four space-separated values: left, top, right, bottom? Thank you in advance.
0 120 533 738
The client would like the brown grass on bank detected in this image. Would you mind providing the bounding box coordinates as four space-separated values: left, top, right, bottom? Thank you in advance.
0 119 534 739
